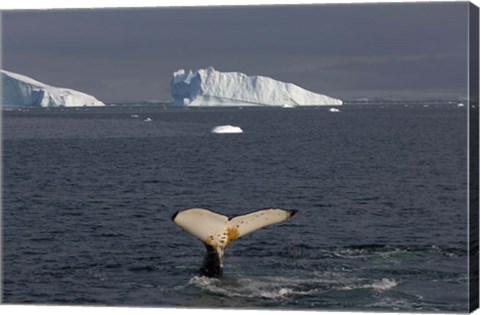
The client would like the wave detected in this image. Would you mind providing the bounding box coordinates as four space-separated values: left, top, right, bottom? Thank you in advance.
274 243 465 264
325 244 465 260
359 278 397 291
182 271 397 300
188 276 298 299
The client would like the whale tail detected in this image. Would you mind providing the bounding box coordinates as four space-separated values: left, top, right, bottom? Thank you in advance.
172 207 297 278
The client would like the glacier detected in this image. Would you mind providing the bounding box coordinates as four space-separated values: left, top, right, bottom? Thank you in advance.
1 69 105 107
171 67 342 107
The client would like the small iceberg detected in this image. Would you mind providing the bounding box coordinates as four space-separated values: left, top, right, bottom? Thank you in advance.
457 103 465 107
211 125 243 134
282 104 296 109
329 107 340 112
144 117 152 122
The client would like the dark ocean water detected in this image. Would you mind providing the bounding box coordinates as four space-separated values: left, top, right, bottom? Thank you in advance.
2 105 469 311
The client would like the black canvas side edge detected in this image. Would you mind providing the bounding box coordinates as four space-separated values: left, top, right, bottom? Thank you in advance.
469 2 479 313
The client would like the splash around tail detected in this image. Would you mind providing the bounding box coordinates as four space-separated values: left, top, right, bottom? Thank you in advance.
172 208 297 278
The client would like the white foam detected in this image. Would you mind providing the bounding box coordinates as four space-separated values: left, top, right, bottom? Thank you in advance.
329 107 340 112
144 117 152 122
185 272 396 302
369 278 397 291
188 276 304 300
188 275 220 287
211 125 243 134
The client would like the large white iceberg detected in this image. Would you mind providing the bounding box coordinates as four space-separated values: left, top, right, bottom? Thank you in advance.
1 69 105 107
171 67 342 107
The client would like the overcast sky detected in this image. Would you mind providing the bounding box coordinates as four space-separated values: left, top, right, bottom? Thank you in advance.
1 2 470 102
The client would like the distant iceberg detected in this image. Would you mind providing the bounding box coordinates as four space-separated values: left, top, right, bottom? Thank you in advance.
1 69 105 108
211 125 243 134
171 67 342 107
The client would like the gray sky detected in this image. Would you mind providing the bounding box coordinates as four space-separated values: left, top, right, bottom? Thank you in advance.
1 2 469 102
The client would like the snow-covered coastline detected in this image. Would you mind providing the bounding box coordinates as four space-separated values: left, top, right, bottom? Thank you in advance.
1 70 105 108
171 67 342 107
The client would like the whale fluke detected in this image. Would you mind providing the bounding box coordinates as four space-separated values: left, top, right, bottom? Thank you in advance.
172 207 297 278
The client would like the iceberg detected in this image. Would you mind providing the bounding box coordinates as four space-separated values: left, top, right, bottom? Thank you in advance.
1 69 105 107
171 67 342 107
211 125 243 134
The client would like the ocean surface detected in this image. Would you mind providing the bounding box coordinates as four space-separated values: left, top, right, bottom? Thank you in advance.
2 105 470 311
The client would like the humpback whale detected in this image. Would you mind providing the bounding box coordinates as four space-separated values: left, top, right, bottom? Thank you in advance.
172 207 297 278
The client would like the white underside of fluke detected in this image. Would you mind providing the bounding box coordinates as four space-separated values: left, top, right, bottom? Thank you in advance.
172 208 297 250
